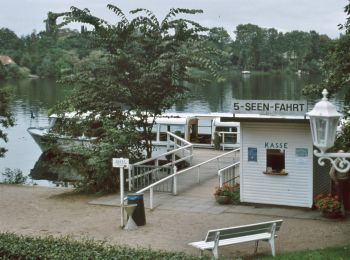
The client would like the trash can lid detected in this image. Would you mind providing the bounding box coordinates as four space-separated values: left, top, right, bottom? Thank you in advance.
127 193 144 200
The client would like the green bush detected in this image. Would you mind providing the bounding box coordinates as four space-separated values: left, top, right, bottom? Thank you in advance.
0 233 204 259
1 168 27 184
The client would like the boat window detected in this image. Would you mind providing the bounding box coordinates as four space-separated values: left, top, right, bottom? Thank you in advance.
158 125 185 141
266 149 285 173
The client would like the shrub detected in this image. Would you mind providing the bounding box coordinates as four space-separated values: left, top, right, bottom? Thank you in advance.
0 233 204 259
1 168 27 184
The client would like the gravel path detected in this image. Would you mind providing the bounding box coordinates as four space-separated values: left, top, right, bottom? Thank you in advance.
0 184 349 258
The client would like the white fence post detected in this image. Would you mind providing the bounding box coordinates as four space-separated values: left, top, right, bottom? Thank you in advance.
222 132 225 151
150 187 154 210
197 166 200 184
173 166 177 195
219 170 223 187
128 166 132 191
167 133 170 150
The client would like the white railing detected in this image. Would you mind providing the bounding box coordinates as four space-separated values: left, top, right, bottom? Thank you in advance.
128 131 193 191
217 131 240 151
218 162 240 187
135 148 240 209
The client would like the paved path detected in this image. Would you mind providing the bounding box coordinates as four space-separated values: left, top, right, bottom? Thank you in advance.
90 148 321 220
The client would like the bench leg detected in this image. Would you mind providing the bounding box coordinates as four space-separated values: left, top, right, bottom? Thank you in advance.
212 231 220 259
254 241 259 253
268 238 276 257
268 222 277 257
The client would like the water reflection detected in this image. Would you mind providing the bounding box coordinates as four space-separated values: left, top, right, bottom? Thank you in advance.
0 79 68 185
170 73 324 113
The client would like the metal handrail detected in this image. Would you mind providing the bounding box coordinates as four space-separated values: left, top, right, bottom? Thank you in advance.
133 132 192 166
216 131 240 151
129 131 193 191
218 161 240 187
136 148 240 209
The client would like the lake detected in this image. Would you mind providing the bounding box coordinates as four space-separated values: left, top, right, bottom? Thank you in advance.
0 73 344 184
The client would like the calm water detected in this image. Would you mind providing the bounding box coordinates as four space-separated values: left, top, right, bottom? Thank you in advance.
0 74 344 183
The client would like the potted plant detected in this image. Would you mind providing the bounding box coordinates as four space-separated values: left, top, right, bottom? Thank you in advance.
214 184 240 205
314 193 342 219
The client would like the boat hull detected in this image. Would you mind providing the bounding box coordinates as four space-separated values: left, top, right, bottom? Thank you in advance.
27 127 97 153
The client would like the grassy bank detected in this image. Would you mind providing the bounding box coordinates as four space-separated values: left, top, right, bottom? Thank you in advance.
0 233 202 260
0 233 349 259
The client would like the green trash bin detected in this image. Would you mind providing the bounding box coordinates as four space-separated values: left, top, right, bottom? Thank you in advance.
127 193 146 226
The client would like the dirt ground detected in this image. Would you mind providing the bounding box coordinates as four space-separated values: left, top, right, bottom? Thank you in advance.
0 184 349 258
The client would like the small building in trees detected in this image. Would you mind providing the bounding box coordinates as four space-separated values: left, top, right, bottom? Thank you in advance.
0 55 16 65
233 99 330 208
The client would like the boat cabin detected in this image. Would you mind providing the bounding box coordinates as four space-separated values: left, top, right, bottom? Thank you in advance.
149 113 240 149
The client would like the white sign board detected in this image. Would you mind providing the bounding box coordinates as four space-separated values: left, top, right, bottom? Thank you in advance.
233 99 308 116
112 158 129 169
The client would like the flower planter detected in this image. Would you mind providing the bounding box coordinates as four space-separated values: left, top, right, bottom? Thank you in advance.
215 195 231 205
321 210 342 219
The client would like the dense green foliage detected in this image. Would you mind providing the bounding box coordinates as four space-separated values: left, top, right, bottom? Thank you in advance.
0 233 348 259
0 168 27 184
302 1 350 151
303 1 350 101
0 10 335 80
0 86 14 157
0 233 204 259
0 26 95 79
232 24 333 73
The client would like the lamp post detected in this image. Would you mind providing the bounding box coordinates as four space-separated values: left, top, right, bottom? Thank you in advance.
306 89 350 173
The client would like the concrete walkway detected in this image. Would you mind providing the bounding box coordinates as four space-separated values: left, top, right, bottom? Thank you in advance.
90 148 322 220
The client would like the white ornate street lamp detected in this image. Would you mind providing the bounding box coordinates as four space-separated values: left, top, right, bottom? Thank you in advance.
306 89 350 172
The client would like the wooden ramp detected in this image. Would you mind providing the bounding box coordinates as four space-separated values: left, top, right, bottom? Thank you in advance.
175 148 238 195
90 148 239 210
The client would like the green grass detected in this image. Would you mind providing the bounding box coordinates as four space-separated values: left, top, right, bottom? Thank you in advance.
0 232 349 259
261 245 350 260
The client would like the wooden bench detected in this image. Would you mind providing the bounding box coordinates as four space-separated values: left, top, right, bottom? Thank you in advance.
188 219 283 259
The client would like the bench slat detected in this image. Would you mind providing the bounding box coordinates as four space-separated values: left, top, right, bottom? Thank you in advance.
189 220 283 259
189 232 271 250
205 220 283 242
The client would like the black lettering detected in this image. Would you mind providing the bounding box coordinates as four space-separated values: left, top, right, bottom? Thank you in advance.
265 142 268 148
286 104 293 111
245 103 251 111
251 103 257 111
263 103 269 111
274 103 280 111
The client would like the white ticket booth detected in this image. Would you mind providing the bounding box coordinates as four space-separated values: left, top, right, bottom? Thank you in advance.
233 100 330 208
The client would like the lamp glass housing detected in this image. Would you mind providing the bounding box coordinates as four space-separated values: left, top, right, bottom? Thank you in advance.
309 116 340 153
306 89 342 153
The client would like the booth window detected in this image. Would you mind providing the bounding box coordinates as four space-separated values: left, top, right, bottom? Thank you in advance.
265 149 287 175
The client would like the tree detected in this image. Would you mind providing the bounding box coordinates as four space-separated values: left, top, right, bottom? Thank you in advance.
42 5 224 192
303 1 350 150
0 86 14 157
60 5 222 158
302 1 350 102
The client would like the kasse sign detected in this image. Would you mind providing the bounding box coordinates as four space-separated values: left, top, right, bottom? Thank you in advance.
233 99 308 116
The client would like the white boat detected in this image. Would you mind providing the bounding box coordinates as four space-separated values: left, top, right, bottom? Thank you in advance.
241 70 251 74
27 112 98 152
28 112 240 152
148 112 240 149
